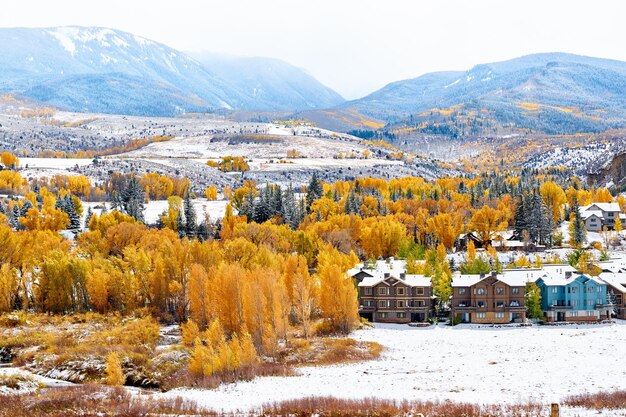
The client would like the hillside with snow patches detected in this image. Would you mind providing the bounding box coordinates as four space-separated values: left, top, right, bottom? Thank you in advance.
0 27 344 115
523 140 626 178
305 53 626 134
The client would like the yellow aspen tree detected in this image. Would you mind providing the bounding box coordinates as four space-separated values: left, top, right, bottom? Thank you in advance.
0 264 16 312
188 264 209 328
205 186 218 201
181 320 200 347
467 240 477 261
318 264 359 334
105 352 125 386
291 255 316 339
239 329 258 367
188 340 210 378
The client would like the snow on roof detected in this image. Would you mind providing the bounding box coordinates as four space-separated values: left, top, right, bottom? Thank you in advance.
403 274 431 287
500 269 541 286
357 272 431 288
349 258 407 278
451 274 482 287
580 211 602 220
581 202 621 212
599 272 626 293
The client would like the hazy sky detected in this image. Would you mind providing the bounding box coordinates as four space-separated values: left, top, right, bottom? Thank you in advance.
2 0 626 99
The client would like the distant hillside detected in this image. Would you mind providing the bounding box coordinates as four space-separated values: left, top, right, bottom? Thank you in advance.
0 26 344 116
304 53 626 135
192 54 344 111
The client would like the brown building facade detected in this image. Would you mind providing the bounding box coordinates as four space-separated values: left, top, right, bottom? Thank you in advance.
452 272 528 324
358 272 434 324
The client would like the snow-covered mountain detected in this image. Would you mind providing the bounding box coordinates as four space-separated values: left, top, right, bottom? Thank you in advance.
302 53 626 134
192 53 344 112
0 27 344 116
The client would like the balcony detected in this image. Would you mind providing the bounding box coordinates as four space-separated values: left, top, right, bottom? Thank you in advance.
595 303 613 309
548 305 573 311
359 306 376 312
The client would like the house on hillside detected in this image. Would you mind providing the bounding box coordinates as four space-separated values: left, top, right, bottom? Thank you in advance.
451 270 532 324
356 266 434 324
579 203 626 232
536 269 612 322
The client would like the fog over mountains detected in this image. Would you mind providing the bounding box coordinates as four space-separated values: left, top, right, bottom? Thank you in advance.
0 26 345 116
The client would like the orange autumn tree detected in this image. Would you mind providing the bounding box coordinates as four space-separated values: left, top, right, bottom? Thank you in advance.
469 205 508 243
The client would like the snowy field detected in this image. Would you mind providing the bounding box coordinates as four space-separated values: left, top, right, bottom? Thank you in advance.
164 322 626 413
81 198 229 226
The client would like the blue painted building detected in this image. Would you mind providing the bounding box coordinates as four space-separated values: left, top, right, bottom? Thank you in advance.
535 269 612 322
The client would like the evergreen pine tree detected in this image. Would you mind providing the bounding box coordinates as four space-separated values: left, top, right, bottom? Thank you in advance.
121 177 145 222
20 199 33 217
183 192 197 238
305 173 323 212
85 207 94 229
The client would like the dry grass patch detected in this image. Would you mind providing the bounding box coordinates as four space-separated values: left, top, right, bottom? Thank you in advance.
261 396 545 417
0 385 217 417
283 337 383 366
564 390 626 410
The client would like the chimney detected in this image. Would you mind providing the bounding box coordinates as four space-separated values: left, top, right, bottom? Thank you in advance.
491 271 497 279
480 272 486 279
400 273 406 280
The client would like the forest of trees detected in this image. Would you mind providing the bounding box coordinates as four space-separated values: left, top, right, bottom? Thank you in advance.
0 151 621 374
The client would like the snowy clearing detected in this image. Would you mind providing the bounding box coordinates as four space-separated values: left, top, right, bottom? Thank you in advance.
163 321 626 413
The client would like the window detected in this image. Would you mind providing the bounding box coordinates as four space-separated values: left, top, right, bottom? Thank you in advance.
397 287 405 296
495 312 505 319
364 288 372 295
552 300 558 306
418 301 424 307
510 301 519 307
512 288 520 295
571 287 578 294
378 287 387 295
378 300 387 308
587 311 595 316
397 300 405 308
496 301 504 308
496 287 504 295
416 287 424 295
458 288 466 295
478 301 485 308
552 288 558 294
572 300 578 307
365 300 374 307
397 312 406 319
476 288 485 295
571 311 578 317
476 313 486 319
378 312 388 319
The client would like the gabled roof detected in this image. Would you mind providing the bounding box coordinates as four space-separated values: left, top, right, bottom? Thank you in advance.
581 202 621 213
580 211 603 220
599 272 626 294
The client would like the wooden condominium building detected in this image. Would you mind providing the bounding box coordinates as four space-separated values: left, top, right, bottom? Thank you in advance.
451 270 534 324
536 267 612 322
351 258 434 323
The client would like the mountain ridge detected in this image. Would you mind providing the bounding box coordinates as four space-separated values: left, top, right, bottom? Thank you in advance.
300 52 626 134
0 26 344 115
